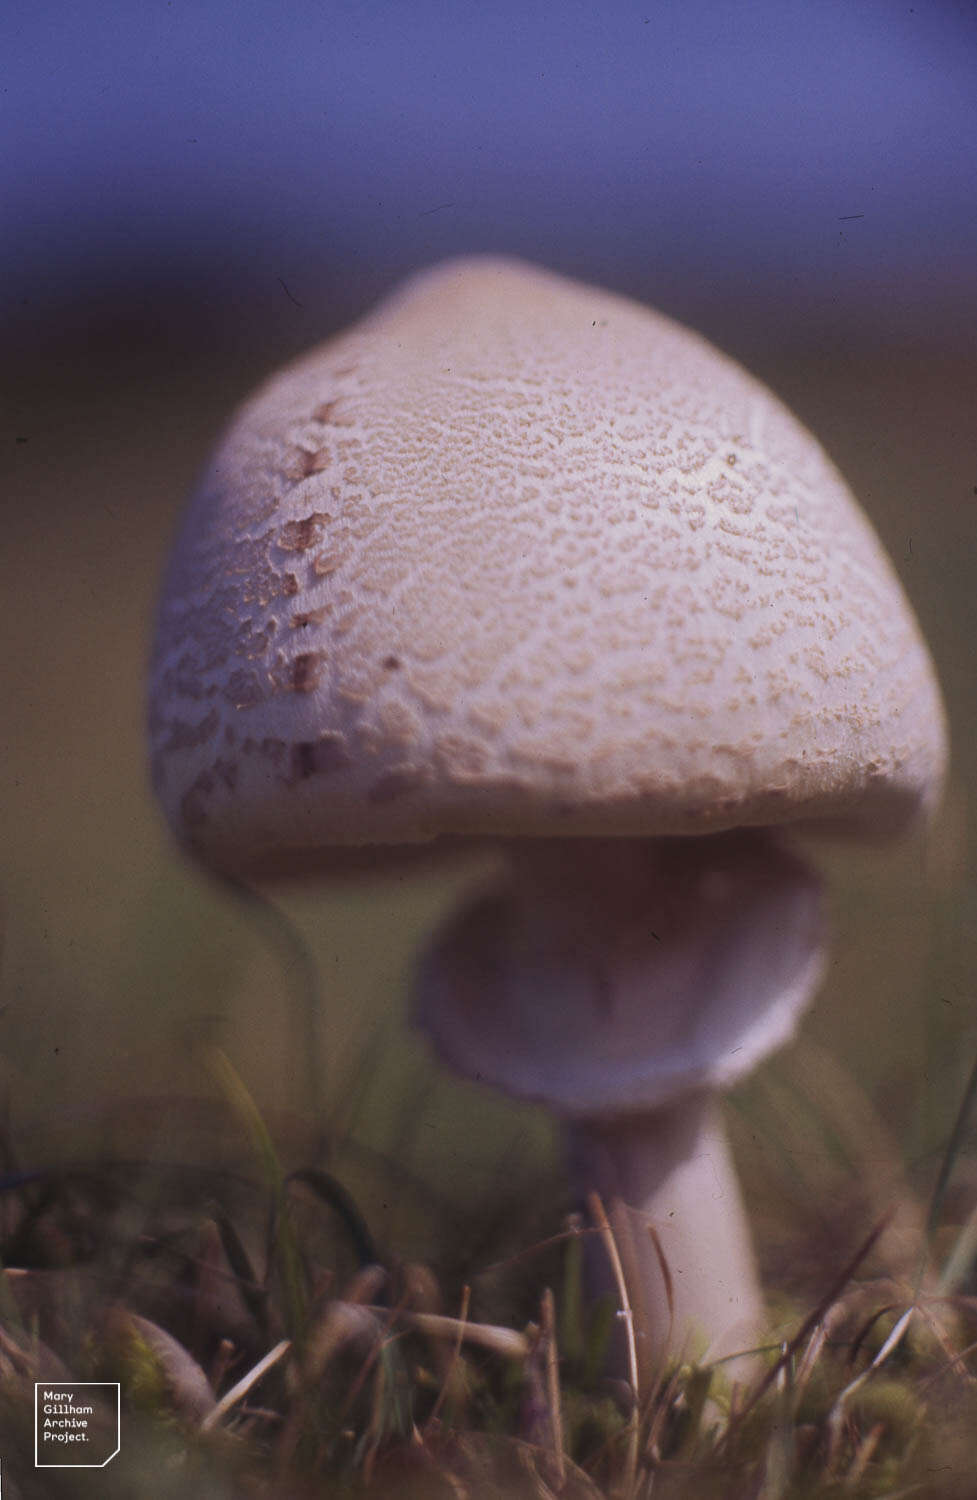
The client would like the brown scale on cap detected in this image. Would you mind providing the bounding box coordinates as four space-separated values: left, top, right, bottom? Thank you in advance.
277 512 332 551
148 257 946 874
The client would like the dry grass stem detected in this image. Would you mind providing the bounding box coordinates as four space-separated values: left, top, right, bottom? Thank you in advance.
844 1418 885 1489
919 1333 977 1392
200 1338 292 1431
791 1308 836 1406
587 1191 640 1497
426 1282 471 1428
541 1285 566 1486
826 1303 916 1468
732 1209 894 1430
401 1308 530 1359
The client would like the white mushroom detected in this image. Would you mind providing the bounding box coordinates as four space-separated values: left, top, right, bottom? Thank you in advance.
148 257 947 1375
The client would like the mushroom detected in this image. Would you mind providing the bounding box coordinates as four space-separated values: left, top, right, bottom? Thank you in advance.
148 257 947 1376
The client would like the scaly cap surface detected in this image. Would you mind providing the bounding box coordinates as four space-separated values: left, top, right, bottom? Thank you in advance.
148 257 947 872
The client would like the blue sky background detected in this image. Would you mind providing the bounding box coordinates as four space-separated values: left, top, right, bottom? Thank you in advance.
3 0 976 351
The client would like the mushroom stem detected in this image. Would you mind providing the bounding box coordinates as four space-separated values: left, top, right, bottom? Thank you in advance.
568 1090 764 1386
413 832 824 1379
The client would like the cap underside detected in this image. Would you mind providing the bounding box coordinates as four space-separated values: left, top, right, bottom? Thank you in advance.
412 832 826 1114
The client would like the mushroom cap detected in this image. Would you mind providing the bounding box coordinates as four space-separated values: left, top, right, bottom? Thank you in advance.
412 832 826 1116
148 257 946 874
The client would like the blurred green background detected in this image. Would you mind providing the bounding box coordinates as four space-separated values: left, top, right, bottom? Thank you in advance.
2 2 976 1283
